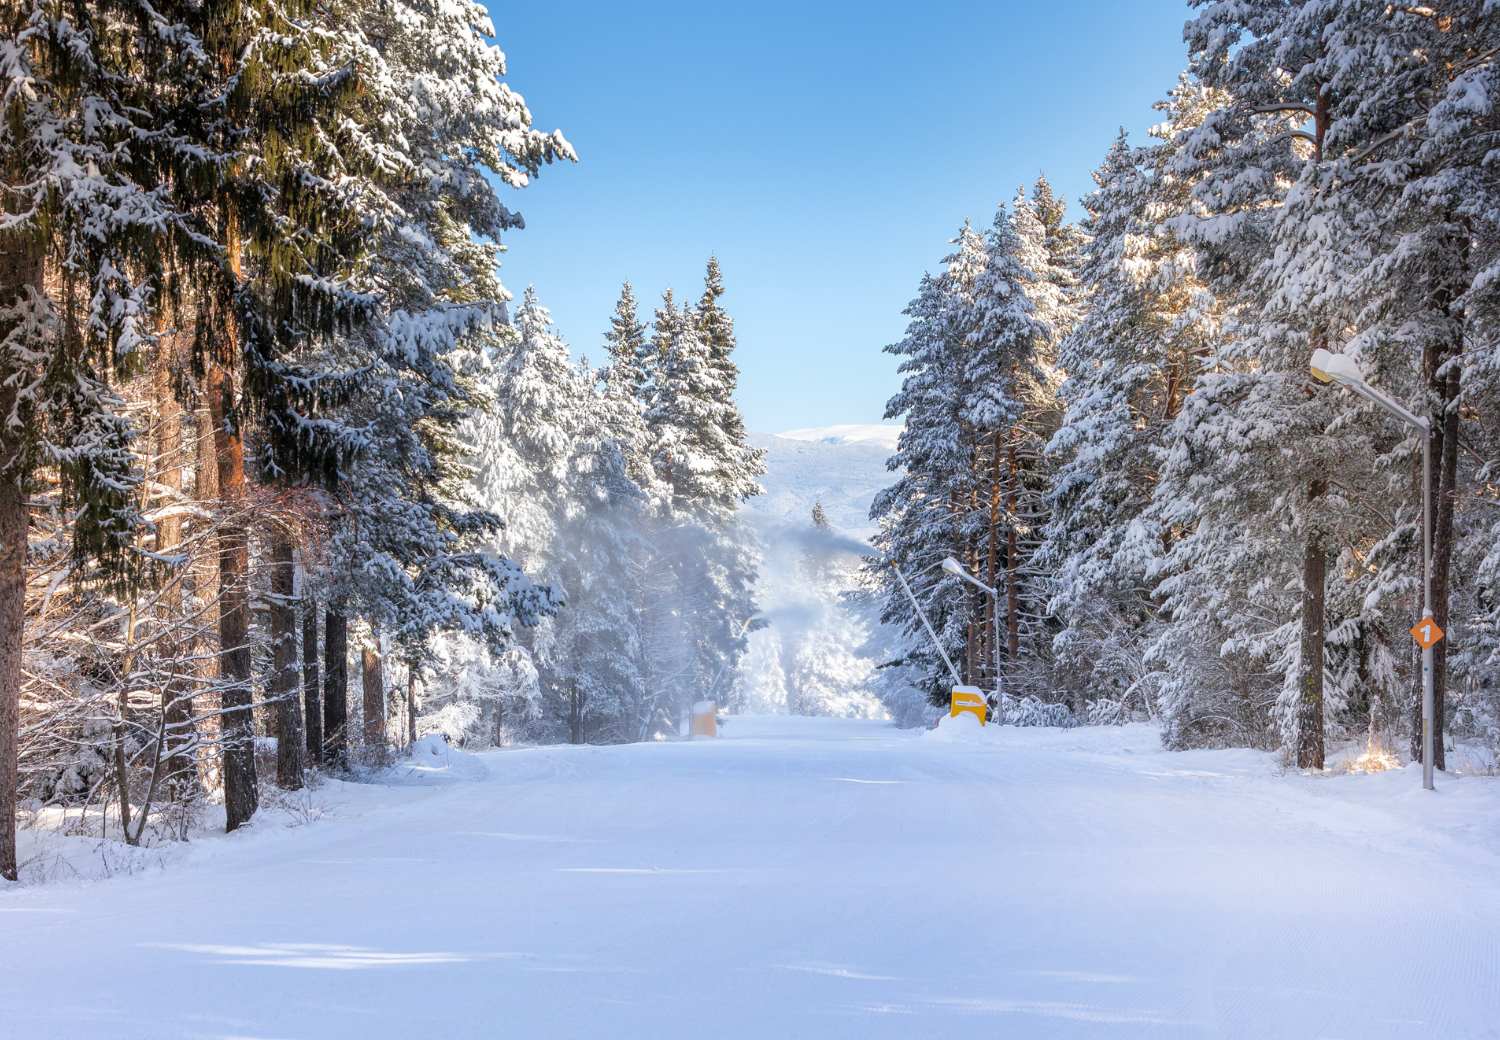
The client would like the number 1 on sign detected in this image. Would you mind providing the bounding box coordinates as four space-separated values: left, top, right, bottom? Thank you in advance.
1410 618 1444 650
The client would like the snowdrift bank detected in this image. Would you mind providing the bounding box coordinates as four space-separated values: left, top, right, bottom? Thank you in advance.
378 734 489 785
8 735 490 888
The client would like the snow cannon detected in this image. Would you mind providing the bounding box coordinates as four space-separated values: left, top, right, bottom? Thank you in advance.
950 686 988 726
691 700 718 738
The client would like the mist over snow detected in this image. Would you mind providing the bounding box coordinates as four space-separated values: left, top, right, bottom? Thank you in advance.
736 427 904 718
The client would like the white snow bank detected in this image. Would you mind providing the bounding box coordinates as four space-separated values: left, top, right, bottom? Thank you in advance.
923 709 987 742
382 733 488 784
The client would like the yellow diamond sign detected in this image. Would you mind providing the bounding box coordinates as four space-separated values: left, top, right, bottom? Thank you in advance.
1410 617 1444 650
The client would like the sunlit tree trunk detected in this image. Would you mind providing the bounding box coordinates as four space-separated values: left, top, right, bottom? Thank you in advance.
269 530 303 788
361 631 386 762
323 603 348 766
0 225 42 880
302 589 321 766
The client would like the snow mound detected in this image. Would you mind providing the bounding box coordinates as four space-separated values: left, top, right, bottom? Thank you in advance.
385 734 488 784
923 710 988 743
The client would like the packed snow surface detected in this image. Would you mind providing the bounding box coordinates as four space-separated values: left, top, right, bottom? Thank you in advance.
4 716 1499 1039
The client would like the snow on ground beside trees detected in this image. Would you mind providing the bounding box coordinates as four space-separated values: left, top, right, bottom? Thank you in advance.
3 715 1497 1039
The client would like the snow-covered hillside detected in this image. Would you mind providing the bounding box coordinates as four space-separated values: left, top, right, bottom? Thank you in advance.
776 423 904 453
737 427 903 717
746 427 899 538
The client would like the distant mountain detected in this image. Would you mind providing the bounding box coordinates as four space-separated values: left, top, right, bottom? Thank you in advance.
746 427 900 540
776 423 903 452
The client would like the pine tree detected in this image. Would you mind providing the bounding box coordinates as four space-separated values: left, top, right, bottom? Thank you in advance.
870 231 982 702
645 276 763 714
549 361 649 743
0 0 218 876
1162 0 1451 763
963 204 1052 691
605 282 652 405
310 0 573 762
1042 83 1223 714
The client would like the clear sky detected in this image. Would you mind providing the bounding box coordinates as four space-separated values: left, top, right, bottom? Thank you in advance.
484 1 1195 434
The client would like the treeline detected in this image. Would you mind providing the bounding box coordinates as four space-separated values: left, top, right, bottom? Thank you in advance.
0 0 758 882
871 2 1500 764
424 272 762 749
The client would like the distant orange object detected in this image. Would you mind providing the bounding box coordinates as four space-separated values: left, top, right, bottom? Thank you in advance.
691 701 718 738
1410 617 1444 650
950 686 988 726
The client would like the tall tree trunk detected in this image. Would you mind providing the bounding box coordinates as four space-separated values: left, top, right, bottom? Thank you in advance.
190 404 218 798
966 625 976 687
1429 354 1460 772
1291 92 1330 774
0 467 25 882
209 366 258 830
988 431 1001 689
569 684 583 745
155 359 195 804
113 607 141 843
406 667 417 749
323 602 348 766
269 530 303 789
1297 482 1327 770
0 225 43 880
302 589 321 766
1006 433 1020 661
1409 250 1463 771
361 632 386 762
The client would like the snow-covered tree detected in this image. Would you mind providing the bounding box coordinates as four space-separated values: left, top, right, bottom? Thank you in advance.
964 201 1056 694
870 233 983 704
1151 0 1464 763
547 361 650 743
1042 81 1223 715
0 0 200 877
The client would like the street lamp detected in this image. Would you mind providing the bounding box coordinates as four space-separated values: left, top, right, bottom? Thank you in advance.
941 557 1004 701
1309 347 1435 790
887 560 963 688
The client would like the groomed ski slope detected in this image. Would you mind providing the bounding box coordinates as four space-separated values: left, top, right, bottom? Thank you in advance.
3 716 1499 1039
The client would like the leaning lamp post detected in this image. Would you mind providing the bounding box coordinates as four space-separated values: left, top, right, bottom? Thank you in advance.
888 560 963 688
1309 347 1436 790
941 557 1005 702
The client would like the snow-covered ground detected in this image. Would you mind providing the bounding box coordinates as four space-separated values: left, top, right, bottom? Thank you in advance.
4 716 1498 1039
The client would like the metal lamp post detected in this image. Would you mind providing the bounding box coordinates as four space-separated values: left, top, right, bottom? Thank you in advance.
1310 347 1435 790
941 556 1005 701
888 561 963 688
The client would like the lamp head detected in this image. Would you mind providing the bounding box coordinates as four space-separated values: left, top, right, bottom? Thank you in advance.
941 557 963 577
1309 347 1336 384
1310 347 1365 387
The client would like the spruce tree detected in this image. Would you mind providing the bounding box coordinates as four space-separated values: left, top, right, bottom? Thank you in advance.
1043 83 1223 714
870 232 982 701
0 0 217 876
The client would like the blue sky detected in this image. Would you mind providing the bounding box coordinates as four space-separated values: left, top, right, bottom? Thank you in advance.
486 1 1194 433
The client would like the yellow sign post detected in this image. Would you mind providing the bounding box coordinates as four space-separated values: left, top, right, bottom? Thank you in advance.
1410 617 1444 650
950 686 988 726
